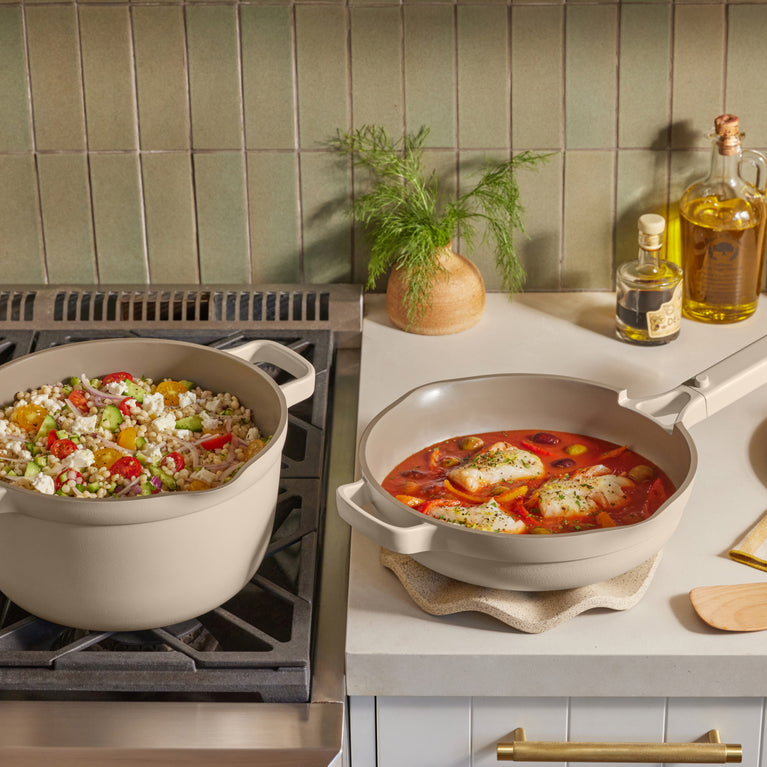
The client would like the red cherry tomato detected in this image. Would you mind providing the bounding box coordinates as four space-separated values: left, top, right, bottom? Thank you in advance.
50 438 78 459
102 372 133 386
67 389 90 414
46 429 59 449
55 469 84 491
118 397 137 416
199 433 233 451
109 456 142 480
161 451 185 473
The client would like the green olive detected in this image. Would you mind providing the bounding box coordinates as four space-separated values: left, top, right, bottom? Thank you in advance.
440 456 460 468
530 527 551 534
564 443 588 456
459 436 484 451
628 464 655 482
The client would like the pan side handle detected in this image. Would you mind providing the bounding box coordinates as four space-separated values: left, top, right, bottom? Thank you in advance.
620 334 767 430
225 339 316 409
336 479 438 554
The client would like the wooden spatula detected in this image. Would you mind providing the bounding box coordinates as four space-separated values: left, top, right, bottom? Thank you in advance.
689 583 767 631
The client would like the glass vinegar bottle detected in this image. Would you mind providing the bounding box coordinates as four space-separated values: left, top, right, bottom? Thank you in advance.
616 213 682 345
680 114 767 323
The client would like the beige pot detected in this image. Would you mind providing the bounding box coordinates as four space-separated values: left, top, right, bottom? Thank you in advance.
386 247 485 335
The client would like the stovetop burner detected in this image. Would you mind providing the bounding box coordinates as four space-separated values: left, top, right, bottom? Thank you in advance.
0 322 336 703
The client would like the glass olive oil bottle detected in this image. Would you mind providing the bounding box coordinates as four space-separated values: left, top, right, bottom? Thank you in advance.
679 114 767 323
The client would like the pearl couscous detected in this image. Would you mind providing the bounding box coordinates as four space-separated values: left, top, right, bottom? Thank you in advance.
0 371 269 497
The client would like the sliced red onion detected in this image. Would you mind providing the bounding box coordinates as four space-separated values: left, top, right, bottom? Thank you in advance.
150 475 163 491
217 461 244 482
80 377 124 402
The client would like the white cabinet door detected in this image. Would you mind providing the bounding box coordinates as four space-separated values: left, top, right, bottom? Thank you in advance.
351 695 766 767
376 696 472 767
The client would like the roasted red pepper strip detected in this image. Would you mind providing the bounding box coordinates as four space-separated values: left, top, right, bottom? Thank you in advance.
520 440 553 456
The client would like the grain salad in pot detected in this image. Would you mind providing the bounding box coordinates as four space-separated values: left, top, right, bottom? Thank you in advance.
0 371 269 498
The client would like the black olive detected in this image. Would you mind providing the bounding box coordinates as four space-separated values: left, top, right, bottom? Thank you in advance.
532 432 560 445
551 458 575 469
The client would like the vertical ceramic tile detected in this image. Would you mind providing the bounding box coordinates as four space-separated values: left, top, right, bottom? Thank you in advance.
193 152 250 283
141 154 198 283
457 150 507 287
615 150 670 269
0 156 44 283
727 6 767 148
241 6 295 150
457 6 509 149
247 152 301 283
565 6 617 150
37 154 97 283
300 151 352 283
133 6 190 151
511 5 563 151
0 8 32 151
619 5 671 149
563 150 615 289
89 154 147 283
295 6 348 149
671 5 725 149
404 5 455 147
25 5 86 151
186 5 243 150
350 7 403 134
79 5 137 151
516 151 563 291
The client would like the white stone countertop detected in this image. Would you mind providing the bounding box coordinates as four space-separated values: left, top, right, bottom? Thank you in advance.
344 292 767 698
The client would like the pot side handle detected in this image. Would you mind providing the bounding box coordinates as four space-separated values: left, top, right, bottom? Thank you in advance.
225 339 316 409
336 479 438 555
620 334 767 430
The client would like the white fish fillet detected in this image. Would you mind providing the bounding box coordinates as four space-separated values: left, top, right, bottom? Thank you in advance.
537 471 634 518
426 498 527 534
448 442 544 493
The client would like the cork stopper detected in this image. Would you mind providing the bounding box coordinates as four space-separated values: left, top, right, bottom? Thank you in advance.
638 213 665 236
637 213 665 253
714 113 741 156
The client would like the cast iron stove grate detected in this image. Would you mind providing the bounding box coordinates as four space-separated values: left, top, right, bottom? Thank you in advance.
0 310 341 703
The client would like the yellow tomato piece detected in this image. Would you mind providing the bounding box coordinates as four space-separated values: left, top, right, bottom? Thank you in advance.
244 439 265 461
186 479 211 492
94 447 122 469
157 380 188 406
116 426 138 450
13 403 48 433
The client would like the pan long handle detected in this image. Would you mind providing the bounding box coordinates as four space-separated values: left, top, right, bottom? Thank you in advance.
620 334 767 430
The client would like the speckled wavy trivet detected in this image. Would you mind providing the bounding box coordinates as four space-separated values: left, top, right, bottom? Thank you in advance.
380 549 662 633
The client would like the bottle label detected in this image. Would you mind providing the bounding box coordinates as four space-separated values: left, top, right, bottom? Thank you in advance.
647 282 682 338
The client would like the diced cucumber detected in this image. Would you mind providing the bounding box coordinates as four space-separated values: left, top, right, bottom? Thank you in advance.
34 454 48 467
140 481 155 496
100 404 123 432
135 436 146 450
24 461 41 478
87 482 100 493
121 379 145 404
56 429 68 439
35 413 57 441
69 377 80 387
149 465 176 490
180 380 194 390
175 414 202 432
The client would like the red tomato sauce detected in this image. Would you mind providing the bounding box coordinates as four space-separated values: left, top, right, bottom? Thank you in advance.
381 429 676 534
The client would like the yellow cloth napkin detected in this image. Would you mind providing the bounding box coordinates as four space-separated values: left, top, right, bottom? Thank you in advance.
729 511 767 571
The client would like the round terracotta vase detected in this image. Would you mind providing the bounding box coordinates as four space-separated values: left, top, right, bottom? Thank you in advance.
386 247 486 335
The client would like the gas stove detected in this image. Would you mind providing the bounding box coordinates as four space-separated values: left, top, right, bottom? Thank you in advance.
0 285 361 764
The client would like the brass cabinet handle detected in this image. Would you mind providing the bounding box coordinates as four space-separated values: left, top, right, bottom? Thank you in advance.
497 727 742 763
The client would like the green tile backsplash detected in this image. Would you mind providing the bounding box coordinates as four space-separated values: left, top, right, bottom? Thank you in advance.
1 1 766 291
